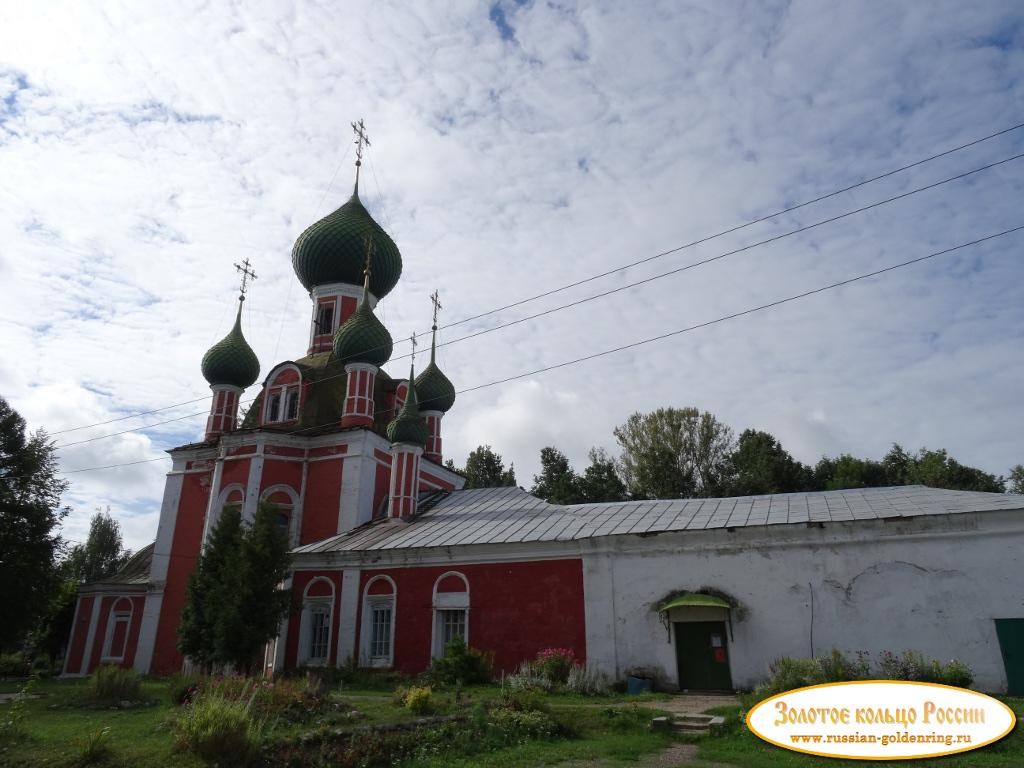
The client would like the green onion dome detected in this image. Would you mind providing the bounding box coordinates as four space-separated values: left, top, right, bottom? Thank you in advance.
201 304 260 388
414 361 456 413
332 300 393 367
291 192 402 298
387 376 428 446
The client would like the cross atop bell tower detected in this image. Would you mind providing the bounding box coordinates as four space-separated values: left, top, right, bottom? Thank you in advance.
352 118 371 193
233 257 257 303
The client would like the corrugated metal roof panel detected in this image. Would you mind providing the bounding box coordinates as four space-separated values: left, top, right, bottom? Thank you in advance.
294 486 1024 555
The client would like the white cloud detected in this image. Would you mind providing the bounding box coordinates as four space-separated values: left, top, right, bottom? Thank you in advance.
1 1 1023 549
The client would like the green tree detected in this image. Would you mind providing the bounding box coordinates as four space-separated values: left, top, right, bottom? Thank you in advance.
178 502 291 673
460 445 517 488
814 454 889 490
0 397 68 651
531 446 583 504
178 505 244 670
65 507 131 583
1009 465 1024 495
230 501 291 673
902 447 1004 492
728 430 815 495
613 407 735 499
578 447 628 503
36 509 131 662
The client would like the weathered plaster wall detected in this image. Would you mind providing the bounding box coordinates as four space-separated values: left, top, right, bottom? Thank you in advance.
582 510 1024 692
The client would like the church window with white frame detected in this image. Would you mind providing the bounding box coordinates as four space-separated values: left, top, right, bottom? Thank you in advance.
299 578 334 666
361 576 397 667
431 572 469 657
101 597 133 661
264 367 301 424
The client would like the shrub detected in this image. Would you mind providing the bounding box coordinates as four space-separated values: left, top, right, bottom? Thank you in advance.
189 675 327 722
0 653 29 679
175 690 262 766
428 638 492 685
566 664 610 696
506 661 554 692
753 651 976 702
404 685 434 715
0 678 33 743
941 659 974 688
90 665 142 703
877 651 973 687
76 726 112 765
817 649 870 683
498 688 550 714
536 648 575 684
168 673 204 706
488 706 559 741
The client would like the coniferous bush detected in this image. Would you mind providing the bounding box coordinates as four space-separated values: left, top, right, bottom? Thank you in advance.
178 501 290 673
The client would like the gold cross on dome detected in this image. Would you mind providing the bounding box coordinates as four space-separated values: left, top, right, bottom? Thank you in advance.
234 258 257 298
430 290 442 329
352 118 371 166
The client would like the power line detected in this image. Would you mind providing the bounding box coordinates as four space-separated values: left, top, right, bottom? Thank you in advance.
53 408 215 449
381 150 1024 364
424 119 1024 337
46 223 1022 477
51 148 1024 451
49 396 213 435
30 120 1024 444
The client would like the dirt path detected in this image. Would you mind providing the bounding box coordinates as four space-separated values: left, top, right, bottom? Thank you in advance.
635 693 740 716
559 694 741 768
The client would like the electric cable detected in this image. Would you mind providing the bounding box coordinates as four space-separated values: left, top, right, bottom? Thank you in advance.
41 222 1022 477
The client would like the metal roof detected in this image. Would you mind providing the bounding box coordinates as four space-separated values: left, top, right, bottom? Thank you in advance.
292 485 1024 555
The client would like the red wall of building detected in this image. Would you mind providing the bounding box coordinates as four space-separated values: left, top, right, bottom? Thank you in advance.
65 595 94 674
285 571 344 668
303 459 344 542
352 559 586 675
150 470 213 674
86 595 146 672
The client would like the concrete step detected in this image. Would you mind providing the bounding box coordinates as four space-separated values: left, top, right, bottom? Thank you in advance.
650 714 725 734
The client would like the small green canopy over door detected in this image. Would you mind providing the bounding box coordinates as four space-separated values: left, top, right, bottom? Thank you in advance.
659 593 732 611
995 619 1024 696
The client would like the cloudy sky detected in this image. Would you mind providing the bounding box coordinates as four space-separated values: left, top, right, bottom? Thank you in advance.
2 1 1023 551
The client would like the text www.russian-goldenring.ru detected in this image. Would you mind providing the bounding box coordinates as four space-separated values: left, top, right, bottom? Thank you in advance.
790 732 973 747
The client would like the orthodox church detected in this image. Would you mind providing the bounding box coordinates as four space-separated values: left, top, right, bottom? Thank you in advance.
64 129 1024 694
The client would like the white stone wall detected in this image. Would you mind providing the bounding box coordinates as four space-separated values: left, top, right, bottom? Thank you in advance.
582 509 1023 693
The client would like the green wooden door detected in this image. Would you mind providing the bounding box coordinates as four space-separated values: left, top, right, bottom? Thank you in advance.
674 621 733 691
995 619 1024 696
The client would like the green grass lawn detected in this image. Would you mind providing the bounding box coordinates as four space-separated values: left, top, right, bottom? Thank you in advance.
697 698 1024 768
0 678 204 768
0 677 677 768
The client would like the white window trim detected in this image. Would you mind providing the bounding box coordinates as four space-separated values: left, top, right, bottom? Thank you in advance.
260 485 301 547
100 598 134 662
430 572 470 658
263 365 303 424
297 577 335 667
361 576 397 668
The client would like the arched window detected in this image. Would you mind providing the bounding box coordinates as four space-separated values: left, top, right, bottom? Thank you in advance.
219 485 245 512
361 576 396 668
264 366 302 424
431 572 469 658
298 577 334 666
260 486 299 545
101 597 133 662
